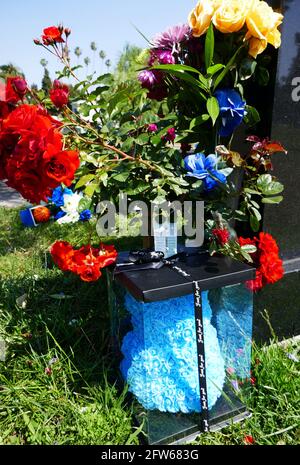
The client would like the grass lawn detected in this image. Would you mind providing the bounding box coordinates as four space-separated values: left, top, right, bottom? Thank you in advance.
0 207 299 445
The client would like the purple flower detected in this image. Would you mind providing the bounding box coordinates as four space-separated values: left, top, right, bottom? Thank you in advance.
148 123 158 133
138 70 163 90
152 24 191 53
155 50 175 65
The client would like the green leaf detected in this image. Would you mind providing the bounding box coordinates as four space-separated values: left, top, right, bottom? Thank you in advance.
75 174 95 189
205 24 215 71
240 250 254 263
189 114 210 129
121 137 135 152
250 207 262 222
136 133 150 145
126 184 150 195
244 188 261 195
112 172 130 182
250 214 260 232
213 45 244 91
256 66 270 86
206 96 220 125
78 197 92 212
84 183 97 197
244 105 261 127
257 175 284 195
262 196 284 204
150 134 162 146
239 58 257 80
257 174 272 188
207 64 225 76
264 182 284 196
152 64 209 94
241 244 257 254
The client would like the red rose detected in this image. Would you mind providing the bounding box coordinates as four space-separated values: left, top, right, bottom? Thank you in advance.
240 233 283 292
50 80 69 109
257 232 279 255
259 253 284 284
212 228 230 246
0 103 75 203
50 242 118 282
78 266 102 282
5 77 27 104
42 26 65 45
50 241 74 272
42 148 80 187
0 101 11 120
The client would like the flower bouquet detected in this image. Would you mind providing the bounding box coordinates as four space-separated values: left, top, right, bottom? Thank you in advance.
0 0 289 440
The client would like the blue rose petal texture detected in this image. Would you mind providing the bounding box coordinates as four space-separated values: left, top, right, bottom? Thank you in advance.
120 292 226 414
215 89 246 137
184 153 227 191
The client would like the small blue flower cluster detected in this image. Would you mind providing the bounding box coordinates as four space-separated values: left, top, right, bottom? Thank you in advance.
120 292 226 414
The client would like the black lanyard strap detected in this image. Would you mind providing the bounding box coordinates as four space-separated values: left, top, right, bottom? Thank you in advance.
193 281 210 433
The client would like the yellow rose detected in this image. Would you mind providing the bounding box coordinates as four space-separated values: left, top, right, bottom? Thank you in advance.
267 28 281 49
213 0 249 34
248 37 267 59
246 0 283 44
188 0 215 37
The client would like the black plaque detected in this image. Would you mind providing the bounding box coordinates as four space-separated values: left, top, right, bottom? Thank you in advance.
263 0 300 263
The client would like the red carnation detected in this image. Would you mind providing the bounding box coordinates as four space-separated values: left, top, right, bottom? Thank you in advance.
50 80 69 109
212 228 230 246
50 241 74 272
238 233 283 292
42 26 65 45
50 242 118 282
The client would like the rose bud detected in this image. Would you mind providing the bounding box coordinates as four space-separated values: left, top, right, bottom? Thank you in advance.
64 28 71 37
148 123 158 133
50 80 70 109
34 39 41 45
11 77 28 98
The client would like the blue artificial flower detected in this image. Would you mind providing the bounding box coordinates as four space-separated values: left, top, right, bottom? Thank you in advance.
79 209 92 222
48 186 73 207
214 89 246 137
54 210 67 221
184 153 227 191
121 292 226 414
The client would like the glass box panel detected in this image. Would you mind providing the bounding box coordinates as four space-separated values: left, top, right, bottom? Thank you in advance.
109 276 254 445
